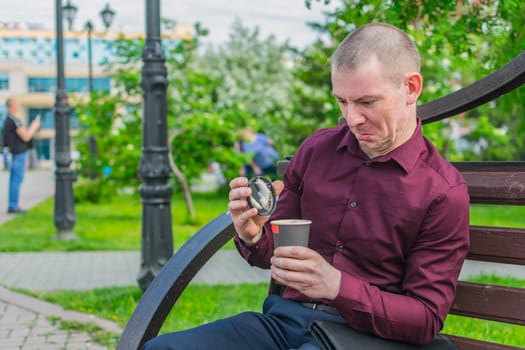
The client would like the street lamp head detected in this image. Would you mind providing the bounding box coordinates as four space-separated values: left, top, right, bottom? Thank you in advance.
100 3 116 30
62 0 78 31
85 20 94 32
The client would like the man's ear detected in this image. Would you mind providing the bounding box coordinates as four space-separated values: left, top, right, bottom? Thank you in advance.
405 72 423 106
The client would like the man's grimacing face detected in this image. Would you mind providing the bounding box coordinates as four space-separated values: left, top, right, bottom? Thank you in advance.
331 56 418 158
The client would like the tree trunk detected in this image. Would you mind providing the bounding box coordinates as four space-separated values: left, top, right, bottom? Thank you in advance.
168 130 196 220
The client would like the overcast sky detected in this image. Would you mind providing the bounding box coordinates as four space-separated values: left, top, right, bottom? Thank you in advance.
0 0 340 48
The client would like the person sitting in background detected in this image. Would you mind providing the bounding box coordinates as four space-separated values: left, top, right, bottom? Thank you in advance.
238 127 280 178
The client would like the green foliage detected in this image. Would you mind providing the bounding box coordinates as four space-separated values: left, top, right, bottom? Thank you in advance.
196 18 303 160
73 76 143 200
74 176 112 204
461 114 514 161
297 0 525 161
74 22 297 205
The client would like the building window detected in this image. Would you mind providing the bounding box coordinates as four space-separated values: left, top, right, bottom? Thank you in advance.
34 138 51 161
29 108 55 129
28 107 79 131
0 72 8 90
28 77 56 92
65 77 111 93
93 77 111 92
0 105 7 122
27 77 111 93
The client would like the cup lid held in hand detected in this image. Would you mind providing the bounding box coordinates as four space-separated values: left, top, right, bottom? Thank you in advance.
247 176 277 216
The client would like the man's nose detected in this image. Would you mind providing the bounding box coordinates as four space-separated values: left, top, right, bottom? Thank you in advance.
344 104 366 128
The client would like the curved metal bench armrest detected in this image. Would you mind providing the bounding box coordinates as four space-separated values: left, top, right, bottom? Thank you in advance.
117 211 236 350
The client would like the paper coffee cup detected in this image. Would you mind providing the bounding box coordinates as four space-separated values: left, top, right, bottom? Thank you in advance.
270 219 311 248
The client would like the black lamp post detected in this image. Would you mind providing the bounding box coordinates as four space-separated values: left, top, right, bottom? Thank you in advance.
85 20 94 92
137 0 173 291
62 0 77 32
100 4 116 31
86 3 116 93
65 2 115 178
54 0 77 240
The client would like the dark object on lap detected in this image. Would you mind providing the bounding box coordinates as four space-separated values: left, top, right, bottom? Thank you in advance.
310 320 457 350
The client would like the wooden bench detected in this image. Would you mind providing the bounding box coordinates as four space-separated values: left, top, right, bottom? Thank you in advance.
117 52 525 350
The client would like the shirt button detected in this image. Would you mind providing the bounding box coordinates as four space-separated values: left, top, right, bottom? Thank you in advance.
349 201 357 208
337 245 344 251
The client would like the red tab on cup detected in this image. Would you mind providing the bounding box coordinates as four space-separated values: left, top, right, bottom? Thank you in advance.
271 223 279 234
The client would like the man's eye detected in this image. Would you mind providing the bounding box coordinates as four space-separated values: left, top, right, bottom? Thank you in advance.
361 100 374 105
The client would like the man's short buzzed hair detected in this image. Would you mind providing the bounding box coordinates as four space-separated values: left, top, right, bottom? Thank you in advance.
6 98 14 108
330 23 421 85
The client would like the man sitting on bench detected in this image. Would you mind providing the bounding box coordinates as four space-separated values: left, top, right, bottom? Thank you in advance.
144 22 470 350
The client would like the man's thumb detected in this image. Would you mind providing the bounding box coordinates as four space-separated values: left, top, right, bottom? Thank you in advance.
272 180 284 196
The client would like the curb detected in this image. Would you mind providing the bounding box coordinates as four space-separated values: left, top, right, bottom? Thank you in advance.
0 285 123 334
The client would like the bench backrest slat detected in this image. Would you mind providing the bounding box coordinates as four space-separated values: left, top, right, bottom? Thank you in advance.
279 161 525 205
450 281 525 326
462 172 525 205
452 162 525 172
468 226 525 265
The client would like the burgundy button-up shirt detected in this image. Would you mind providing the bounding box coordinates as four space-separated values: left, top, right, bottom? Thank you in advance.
235 120 470 345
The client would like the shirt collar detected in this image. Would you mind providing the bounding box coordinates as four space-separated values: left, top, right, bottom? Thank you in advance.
336 118 425 174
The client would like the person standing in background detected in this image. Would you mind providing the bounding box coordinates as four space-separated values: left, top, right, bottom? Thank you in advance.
2 98 40 214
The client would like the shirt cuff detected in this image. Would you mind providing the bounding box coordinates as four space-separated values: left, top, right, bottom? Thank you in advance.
234 231 265 260
332 271 369 326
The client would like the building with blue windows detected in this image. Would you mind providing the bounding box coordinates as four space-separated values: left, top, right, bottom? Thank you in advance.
0 21 192 166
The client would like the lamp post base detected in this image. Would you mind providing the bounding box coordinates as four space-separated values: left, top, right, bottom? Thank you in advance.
53 230 77 241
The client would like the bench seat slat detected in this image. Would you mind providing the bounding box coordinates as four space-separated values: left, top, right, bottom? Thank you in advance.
450 281 525 326
468 226 525 265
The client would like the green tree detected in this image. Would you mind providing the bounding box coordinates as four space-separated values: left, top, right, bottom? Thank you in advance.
296 0 525 160
73 20 300 217
198 18 301 156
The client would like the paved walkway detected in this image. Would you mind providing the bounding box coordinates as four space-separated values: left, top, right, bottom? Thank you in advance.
1 168 524 349
0 168 55 225
0 167 117 349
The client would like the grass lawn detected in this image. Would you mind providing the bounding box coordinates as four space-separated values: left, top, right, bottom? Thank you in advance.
0 191 230 252
25 275 525 349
